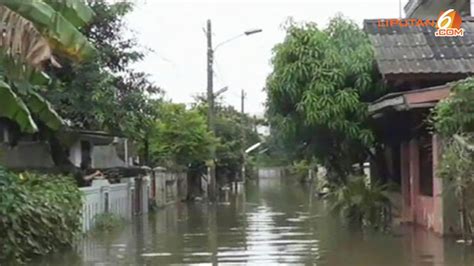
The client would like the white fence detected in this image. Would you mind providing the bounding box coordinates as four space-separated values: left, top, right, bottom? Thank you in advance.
80 178 147 233
80 170 187 233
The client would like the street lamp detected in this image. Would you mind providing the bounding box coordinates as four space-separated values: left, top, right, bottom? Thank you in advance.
214 28 263 52
244 29 263 35
206 19 262 200
214 86 229 98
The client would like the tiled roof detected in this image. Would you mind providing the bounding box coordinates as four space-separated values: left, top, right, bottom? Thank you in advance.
363 18 474 75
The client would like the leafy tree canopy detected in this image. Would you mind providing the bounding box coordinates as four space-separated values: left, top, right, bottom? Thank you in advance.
192 95 261 178
265 16 385 177
433 78 474 137
45 0 162 138
148 102 216 168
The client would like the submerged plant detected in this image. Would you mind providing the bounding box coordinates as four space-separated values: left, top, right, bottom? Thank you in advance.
326 176 392 228
93 213 124 232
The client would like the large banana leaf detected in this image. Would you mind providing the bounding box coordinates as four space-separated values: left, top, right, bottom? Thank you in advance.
0 80 38 133
0 6 54 68
43 0 94 28
25 91 63 130
1 0 96 61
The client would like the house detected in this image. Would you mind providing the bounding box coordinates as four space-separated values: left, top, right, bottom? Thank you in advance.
0 119 139 173
58 129 135 170
363 18 474 235
405 0 471 18
0 118 56 170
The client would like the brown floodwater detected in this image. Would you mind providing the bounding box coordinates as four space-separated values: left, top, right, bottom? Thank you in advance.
34 177 474 265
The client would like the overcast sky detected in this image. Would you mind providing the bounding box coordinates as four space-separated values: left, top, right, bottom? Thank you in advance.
125 0 409 116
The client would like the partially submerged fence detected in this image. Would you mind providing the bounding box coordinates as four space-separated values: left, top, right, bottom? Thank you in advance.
80 169 188 232
80 178 148 232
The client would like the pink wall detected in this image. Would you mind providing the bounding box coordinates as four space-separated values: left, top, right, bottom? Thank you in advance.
400 141 412 223
432 134 444 234
401 135 445 235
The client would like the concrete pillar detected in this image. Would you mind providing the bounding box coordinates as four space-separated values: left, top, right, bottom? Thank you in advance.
400 141 412 222
409 138 420 224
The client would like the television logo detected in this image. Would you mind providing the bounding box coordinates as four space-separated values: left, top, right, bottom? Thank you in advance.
435 9 464 37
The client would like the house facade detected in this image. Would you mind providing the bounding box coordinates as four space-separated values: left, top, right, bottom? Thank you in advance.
363 18 474 235
0 121 137 172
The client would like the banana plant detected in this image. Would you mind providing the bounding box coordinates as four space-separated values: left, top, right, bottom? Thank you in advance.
0 0 96 133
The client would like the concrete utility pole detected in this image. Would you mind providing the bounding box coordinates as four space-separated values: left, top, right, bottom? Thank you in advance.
205 20 261 200
206 19 217 201
241 89 246 183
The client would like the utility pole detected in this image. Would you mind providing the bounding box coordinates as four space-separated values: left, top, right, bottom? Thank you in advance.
241 89 246 183
206 19 217 201
398 0 402 19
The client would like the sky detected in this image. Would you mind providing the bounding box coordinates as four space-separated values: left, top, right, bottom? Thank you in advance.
125 0 409 116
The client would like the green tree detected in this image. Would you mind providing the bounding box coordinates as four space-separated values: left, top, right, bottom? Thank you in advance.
214 105 260 179
44 0 163 163
0 0 96 133
148 102 215 168
266 16 385 180
433 78 474 137
192 95 261 179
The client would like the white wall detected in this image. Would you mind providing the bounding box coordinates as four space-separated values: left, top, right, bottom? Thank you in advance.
69 141 82 167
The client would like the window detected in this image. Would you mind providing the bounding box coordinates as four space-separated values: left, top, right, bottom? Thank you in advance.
419 134 433 196
80 141 92 169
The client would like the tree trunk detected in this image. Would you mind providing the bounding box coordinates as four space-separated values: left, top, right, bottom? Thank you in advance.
143 136 149 166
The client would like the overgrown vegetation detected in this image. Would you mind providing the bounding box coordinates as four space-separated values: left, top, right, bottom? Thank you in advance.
326 177 392 229
433 78 474 243
0 168 82 263
288 159 315 182
93 213 124 232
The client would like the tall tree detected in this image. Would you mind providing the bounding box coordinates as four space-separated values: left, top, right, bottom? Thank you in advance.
192 95 261 179
45 0 162 142
148 102 215 168
266 17 385 180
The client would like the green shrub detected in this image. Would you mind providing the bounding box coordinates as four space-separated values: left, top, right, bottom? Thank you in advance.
326 176 392 228
432 78 474 241
0 168 82 263
93 213 124 232
437 136 474 241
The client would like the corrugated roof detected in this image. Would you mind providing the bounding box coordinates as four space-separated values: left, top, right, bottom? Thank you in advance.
363 18 474 75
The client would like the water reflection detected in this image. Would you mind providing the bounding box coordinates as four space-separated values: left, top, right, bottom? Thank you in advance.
35 177 474 265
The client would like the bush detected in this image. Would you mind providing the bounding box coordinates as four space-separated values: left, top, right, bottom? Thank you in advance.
289 159 317 182
433 78 474 241
326 176 392 228
93 213 124 232
0 168 82 263
437 135 474 241
433 78 474 137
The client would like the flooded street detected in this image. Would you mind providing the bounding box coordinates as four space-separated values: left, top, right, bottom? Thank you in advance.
37 178 474 265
